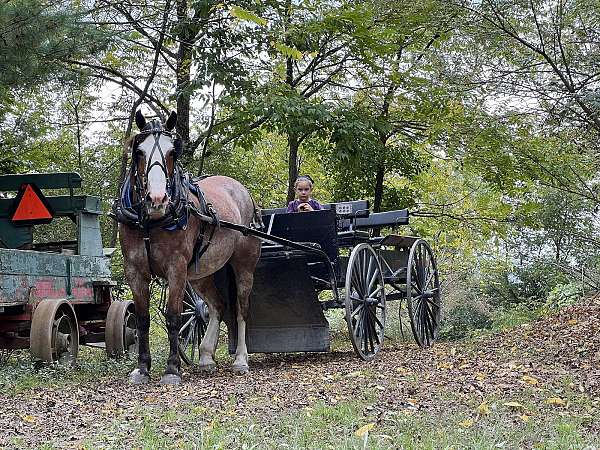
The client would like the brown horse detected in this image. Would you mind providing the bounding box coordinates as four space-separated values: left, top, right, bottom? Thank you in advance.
117 110 261 385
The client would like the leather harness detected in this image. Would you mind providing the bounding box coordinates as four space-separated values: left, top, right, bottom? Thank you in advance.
111 121 220 276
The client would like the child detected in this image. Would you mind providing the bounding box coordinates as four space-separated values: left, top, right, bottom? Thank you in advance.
287 175 323 213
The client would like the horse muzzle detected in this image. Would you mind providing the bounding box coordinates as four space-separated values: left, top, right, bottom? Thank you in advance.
145 197 169 220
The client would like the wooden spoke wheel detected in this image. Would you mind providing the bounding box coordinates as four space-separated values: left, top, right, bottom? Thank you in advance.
105 300 138 358
30 299 79 364
345 243 386 361
178 282 208 365
406 239 441 348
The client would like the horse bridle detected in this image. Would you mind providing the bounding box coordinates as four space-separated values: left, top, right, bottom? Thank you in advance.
131 119 178 205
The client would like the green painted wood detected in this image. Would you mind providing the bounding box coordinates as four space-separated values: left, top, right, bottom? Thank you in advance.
77 212 104 256
0 219 32 248
0 248 111 306
0 172 82 191
0 195 102 218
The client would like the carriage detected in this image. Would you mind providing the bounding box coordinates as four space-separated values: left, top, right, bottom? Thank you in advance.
0 172 135 363
175 200 441 363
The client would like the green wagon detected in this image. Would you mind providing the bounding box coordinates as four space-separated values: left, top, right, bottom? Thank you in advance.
0 172 136 363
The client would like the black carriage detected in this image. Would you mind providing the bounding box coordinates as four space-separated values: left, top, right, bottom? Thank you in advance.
177 201 441 362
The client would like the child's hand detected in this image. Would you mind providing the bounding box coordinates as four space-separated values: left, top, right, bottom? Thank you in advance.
299 203 313 212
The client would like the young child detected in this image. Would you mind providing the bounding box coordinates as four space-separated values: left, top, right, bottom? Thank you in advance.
287 175 323 213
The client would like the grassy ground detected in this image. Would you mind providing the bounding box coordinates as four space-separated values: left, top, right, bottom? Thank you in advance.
0 298 599 449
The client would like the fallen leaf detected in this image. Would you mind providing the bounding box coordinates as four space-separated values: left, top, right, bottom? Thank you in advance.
522 375 539 385
546 397 566 406
475 372 486 381
459 418 474 428
503 401 525 410
477 402 491 415
355 423 375 437
21 415 37 424
567 319 578 325
520 414 530 422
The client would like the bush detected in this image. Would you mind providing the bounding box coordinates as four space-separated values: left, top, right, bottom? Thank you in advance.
544 282 583 311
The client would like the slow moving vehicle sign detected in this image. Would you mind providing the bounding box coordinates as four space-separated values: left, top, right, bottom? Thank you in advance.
10 183 55 226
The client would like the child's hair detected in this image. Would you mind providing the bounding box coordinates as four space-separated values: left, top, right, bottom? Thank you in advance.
294 175 314 188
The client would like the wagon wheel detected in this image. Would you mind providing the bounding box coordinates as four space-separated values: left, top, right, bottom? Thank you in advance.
345 243 386 361
406 239 441 348
30 299 79 364
105 300 138 358
178 281 209 366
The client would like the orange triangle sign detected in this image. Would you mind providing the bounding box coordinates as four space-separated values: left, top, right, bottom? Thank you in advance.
11 183 54 224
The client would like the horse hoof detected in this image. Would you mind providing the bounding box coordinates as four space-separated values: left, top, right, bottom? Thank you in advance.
232 364 249 375
199 363 216 374
159 374 182 385
129 369 150 385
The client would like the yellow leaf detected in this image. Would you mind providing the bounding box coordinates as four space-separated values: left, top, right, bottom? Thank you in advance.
21 415 37 423
546 397 566 406
567 319 578 325
476 402 490 415
475 372 486 381
503 401 525 409
395 367 411 375
520 414 530 422
459 418 474 428
439 362 453 369
522 375 539 385
355 423 375 437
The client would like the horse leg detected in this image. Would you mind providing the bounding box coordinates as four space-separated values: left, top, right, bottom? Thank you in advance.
190 276 223 373
230 242 260 375
160 273 185 385
128 276 152 385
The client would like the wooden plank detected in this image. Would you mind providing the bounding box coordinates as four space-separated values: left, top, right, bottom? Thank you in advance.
0 172 82 191
0 195 102 218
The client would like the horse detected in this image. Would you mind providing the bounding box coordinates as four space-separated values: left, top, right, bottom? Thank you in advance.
115 110 261 385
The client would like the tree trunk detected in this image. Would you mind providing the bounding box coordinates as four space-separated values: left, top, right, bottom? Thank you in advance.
109 115 135 247
287 131 299 203
373 164 385 213
176 0 191 162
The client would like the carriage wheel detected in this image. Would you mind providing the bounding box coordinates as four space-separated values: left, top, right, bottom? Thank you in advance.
105 300 138 358
406 239 441 348
30 299 79 364
345 243 386 361
178 282 209 365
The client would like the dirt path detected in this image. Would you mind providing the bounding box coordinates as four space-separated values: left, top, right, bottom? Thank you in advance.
1 297 599 448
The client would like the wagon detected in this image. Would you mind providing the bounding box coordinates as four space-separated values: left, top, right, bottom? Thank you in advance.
174 200 441 363
0 172 136 364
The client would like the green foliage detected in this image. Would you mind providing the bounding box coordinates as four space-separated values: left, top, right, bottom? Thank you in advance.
545 283 584 312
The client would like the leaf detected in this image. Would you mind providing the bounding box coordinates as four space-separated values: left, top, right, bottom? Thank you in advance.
355 423 375 437
272 42 304 60
475 371 486 381
567 319 578 325
477 402 490 415
230 6 267 26
545 397 566 406
503 401 525 409
459 418 474 428
520 414 530 422
21 415 37 423
522 375 539 385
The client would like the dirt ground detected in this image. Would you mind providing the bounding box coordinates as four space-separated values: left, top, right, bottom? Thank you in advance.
1 296 599 449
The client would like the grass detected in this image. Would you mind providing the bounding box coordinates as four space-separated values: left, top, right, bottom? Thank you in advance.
70 397 598 450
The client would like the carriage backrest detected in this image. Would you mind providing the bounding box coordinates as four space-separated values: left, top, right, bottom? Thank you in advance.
264 208 339 263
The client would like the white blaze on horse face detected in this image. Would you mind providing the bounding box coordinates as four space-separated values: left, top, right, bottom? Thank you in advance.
138 134 173 208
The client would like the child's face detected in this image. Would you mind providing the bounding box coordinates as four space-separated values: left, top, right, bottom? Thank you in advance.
295 181 312 201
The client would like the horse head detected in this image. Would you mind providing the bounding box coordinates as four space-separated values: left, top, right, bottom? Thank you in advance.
131 110 182 220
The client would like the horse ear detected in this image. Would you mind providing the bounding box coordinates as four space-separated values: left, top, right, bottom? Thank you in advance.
166 111 177 131
135 110 146 130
